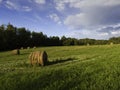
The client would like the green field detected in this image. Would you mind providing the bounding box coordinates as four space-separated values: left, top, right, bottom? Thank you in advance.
0 45 120 90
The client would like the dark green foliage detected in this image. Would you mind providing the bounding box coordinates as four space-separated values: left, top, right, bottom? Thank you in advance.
31 32 47 47
109 37 120 44
17 28 31 48
48 36 61 46
1 23 120 51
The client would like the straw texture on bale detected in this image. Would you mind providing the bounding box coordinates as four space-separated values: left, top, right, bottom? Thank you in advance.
12 49 20 55
29 51 48 66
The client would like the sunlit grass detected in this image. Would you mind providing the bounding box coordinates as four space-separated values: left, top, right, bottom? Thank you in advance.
0 45 120 90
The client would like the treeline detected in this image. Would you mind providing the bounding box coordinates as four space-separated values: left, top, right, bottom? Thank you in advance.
0 23 119 51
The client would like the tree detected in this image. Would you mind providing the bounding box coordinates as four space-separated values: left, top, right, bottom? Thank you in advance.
31 32 47 47
0 24 5 31
0 25 5 50
62 37 75 46
4 24 17 50
48 36 60 46
109 37 120 44
2 23 120 51
17 28 31 48
61 36 67 46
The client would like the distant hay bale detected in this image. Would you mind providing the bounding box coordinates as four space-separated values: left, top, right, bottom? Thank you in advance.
33 46 36 49
27 47 30 49
12 49 20 55
21 47 24 50
87 43 90 46
29 51 48 66
110 42 113 45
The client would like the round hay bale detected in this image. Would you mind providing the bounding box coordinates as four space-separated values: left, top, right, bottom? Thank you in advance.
39 51 48 66
29 51 48 66
110 42 113 45
21 47 24 50
87 43 90 46
33 46 36 49
29 51 38 65
12 49 20 55
27 47 30 49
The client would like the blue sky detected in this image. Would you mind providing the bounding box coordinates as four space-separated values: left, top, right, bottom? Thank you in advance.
0 0 120 39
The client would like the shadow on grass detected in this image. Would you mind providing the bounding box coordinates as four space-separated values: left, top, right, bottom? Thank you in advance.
47 57 77 66
14 57 77 68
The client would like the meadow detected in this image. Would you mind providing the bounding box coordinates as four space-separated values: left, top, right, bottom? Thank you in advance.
0 45 120 90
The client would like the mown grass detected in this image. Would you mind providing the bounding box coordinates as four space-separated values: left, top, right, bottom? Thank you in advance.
0 45 120 90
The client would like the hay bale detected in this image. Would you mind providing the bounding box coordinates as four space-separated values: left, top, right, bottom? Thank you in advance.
12 49 20 55
29 52 38 65
110 42 113 45
33 46 36 49
40 51 48 66
29 51 48 66
21 47 24 50
27 47 30 49
87 43 90 46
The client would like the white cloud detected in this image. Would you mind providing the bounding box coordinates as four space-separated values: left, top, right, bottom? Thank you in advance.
22 6 32 12
111 31 120 35
54 0 78 11
99 33 109 36
4 0 32 12
5 0 18 10
54 0 120 26
55 2 65 11
53 0 120 39
49 14 62 24
65 29 111 39
64 13 89 29
54 0 65 11
34 0 46 4
0 0 2 3
62 0 120 31
67 0 120 9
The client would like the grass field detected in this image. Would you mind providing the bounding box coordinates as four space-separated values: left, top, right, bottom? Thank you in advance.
1 45 120 90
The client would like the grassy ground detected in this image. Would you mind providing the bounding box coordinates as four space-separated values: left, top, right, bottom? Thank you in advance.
0 45 120 90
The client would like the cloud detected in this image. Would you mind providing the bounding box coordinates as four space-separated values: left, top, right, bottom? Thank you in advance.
98 24 120 35
64 13 88 29
54 0 78 11
54 0 120 29
5 0 18 10
54 0 120 39
34 0 46 4
64 29 107 39
61 0 120 10
49 14 62 24
54 0 66 11
0 0 2 3
22 6 32 12
4 0 32 12
64 5 120 29
111 31 120 35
